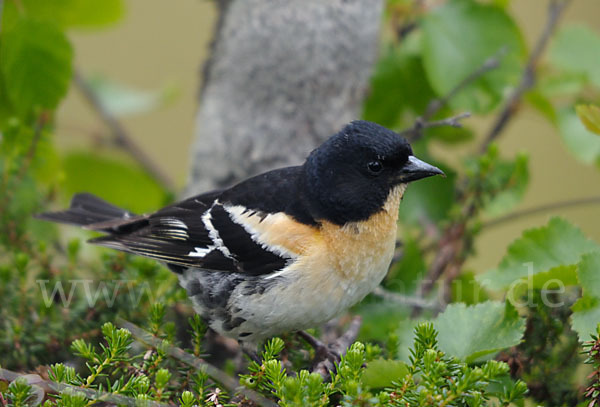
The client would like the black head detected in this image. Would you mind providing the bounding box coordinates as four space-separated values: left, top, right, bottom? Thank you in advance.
303 120 443 225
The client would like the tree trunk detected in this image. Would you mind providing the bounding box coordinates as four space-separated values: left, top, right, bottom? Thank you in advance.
186 0 384 194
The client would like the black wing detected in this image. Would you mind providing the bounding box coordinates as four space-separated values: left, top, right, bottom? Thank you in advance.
87 167 315 276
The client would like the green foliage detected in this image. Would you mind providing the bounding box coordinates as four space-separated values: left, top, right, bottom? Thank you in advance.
0 246 180 369
27 310 218 406
571 252 600 341
361 359 408 389
391 323 527 406
0 19 73 118
385 237 426 294
398 158 457 226
465 144 529 217
479 217 599 290
583 325 600 406
450 271 489 305
434 301 525 363
422 0 525 113
549 24 600 88
557 107 600 165
577 104 600 135
501 290 581 405
363 40 435 129
238 325 526 406
63 152 170 213
5 377 39 407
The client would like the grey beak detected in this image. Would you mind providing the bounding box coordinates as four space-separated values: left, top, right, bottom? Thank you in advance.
397 156 445 183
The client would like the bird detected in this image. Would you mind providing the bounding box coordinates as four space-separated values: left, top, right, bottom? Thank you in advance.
37 120 443 346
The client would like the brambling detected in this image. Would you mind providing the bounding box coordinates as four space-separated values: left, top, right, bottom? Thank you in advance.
38 120 443 344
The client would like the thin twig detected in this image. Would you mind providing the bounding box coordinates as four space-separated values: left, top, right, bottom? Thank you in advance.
405 47 507 142
481 0 571 152
400 112 471 139
0 368 169 407
373 286 437 310
421 112 472 129
73 69 176 192
117 318 276 407
424 47 508 121
483 195 600 229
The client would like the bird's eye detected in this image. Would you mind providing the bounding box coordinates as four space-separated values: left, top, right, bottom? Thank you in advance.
367 160 383 174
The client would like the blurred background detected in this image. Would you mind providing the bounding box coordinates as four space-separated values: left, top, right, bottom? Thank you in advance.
56 0 600 273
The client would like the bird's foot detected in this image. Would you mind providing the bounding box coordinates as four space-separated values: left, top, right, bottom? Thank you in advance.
298 316 362 380
239 341 262 364
297 330 341 367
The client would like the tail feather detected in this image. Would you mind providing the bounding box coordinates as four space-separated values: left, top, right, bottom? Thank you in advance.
35 193 139 230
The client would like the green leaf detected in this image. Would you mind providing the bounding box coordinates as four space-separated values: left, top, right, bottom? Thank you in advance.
571 296 600 342
576 252 600 299
549 24 600 88
0 19 73 116
85 75 177 117
357 301 411 342
426 124 474 145
394 318 421 363
576 104 600 136
22 0 124 28
479 217 599 290
507 265 578 302
451 271 489 305
528 264 579 290
569 252 600 340
434 301 525 362
422 0 525 114
62 152 169 214
362 359 408 389
557 107 600 164
537 71 587 98
525 90 557 123
362 42 436 128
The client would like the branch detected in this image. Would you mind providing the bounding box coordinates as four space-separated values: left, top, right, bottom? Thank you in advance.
424 47 508 121
117 318 276 407
483 195 600 229
421 112 472 129
400 112 471 139
73 69 176 192
373 286 438 310
0 368 169 407
480 0 571 152
404 47 507 142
